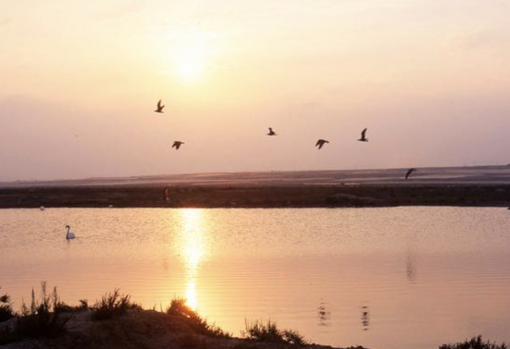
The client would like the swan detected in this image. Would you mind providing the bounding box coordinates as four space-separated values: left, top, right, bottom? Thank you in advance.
65 225 76 240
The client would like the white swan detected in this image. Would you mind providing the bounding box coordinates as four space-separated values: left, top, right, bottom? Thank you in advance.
65 225 76 240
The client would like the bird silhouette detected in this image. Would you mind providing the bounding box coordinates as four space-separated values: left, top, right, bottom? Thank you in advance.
405 168 417 180
267 127 277 136
315 139 329 150
358 128 368 142
154 99 165 113
65 225 76 240
172 141 184 150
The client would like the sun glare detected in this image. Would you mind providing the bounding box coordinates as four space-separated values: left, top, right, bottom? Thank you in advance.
177 209 207 310
165 27 219 84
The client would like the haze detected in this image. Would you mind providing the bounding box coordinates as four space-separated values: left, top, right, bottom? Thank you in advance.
1 0 510 181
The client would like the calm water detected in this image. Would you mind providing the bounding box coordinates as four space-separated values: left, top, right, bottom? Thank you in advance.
1 207 509 348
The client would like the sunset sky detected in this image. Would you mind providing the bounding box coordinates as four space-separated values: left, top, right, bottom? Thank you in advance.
1 0 510 181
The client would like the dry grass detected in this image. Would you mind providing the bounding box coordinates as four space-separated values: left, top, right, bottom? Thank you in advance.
243 320 307 346
439 336 508 349
0 287 14 323
92 289 141 321
14 282 70 338
167 298 231 338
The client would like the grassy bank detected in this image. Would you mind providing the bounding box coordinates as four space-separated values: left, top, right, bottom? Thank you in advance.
0 285 507 349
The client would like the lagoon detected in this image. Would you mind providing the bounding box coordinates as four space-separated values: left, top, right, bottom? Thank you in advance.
1 207 509 349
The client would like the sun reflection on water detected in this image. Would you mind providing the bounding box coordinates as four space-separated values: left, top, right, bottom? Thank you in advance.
178 209 207 310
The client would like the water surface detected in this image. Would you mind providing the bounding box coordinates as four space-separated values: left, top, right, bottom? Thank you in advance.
1 207 509 349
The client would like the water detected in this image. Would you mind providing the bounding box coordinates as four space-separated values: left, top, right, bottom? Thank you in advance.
1 207 509 348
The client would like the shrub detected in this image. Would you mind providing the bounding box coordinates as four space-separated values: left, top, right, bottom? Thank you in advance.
54 298 89 313
91 289 141 321
15 282 69 338
167 298 230 338
439 336 508 349
0 287 14 322
243 319 307 346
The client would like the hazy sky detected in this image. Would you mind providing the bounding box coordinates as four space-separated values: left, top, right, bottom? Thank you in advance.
1 0 510 181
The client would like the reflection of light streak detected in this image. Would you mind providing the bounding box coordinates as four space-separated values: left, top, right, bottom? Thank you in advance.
178 209 206 310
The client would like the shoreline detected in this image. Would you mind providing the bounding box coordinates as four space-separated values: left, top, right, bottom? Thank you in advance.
0 184 509 209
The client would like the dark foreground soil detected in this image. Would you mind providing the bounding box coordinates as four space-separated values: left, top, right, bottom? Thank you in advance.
0 310 346 349
0 184 509 208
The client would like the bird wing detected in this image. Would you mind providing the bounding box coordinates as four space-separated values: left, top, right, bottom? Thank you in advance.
316 140 322 147
361 128 367 138
157 100 162 108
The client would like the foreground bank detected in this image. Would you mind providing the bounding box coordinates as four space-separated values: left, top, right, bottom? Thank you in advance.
0 287 507 349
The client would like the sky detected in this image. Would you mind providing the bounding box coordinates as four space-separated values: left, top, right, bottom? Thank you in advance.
1 0 510 181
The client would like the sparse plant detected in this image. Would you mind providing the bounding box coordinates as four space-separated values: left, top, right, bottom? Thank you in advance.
14 282 69 338
439 336 508 349
243 319 308 346
91 289 141 321
54 298 89 313
0 287 14 322
167 298 231 338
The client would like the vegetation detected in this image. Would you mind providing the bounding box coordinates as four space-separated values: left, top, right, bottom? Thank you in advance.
4 286 507 349
167 298 231 338
91 289 141 321
0 287 14 322
439 336 508 349
243 319 308 346
14 282 69 338
55 298 89 313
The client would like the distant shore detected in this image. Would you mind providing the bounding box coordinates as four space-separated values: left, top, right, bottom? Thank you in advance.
2 166 510 209
0 184 509 209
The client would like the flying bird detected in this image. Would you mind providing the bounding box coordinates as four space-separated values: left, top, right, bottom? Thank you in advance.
315 139 329 150
172 141 184 150
358 128 368 142
405 168 417 180
267 127 277 136
154 99 165 113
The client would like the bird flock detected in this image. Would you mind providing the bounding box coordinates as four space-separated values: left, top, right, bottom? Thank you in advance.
155 100 417 180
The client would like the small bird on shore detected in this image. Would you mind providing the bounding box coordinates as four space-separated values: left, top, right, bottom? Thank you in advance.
405 168 417 180
267 127 277 136
65 225 76 240
172 141 184 150
358 128 368 142
154 99 165 113
315 139 329 150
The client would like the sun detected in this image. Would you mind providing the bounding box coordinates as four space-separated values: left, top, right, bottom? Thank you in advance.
174 46 206 83
166 27 217 84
